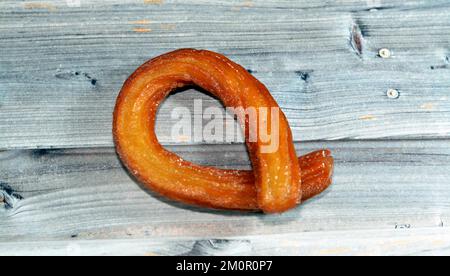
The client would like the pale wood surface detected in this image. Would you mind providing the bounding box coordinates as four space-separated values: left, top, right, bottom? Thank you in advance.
1 0 450 148
0 0 450 255
0 141 449 243
1 228 450 256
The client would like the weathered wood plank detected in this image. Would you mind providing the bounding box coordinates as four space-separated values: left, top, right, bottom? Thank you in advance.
1 140 449 242
1 227 449 256
1 1 450 149
1 0 450 13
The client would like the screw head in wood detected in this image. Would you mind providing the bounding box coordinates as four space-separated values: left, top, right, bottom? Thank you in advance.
378 48 391 58
387 89 400 99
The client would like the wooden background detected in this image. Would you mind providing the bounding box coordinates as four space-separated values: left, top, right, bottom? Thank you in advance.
1 0 450 256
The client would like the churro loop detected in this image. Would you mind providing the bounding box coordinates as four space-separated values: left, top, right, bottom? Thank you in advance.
113 49 333 213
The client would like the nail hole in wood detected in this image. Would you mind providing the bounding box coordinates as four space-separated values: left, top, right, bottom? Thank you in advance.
378 48 391 59
387 88 400 99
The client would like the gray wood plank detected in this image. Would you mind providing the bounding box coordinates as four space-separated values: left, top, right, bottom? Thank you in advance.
1 1 450 149
1 227 450 256
1 140 449 242
1 0 450 12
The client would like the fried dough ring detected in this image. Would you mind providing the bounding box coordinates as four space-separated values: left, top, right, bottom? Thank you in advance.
113 49 333 213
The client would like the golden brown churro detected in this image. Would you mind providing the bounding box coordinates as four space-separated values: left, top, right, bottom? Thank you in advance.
113 49 333 213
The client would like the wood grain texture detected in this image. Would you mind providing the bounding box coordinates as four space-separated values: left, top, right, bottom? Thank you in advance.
1 0 450 149
1 140 449 242
1 227 450 256
1 0 450 255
